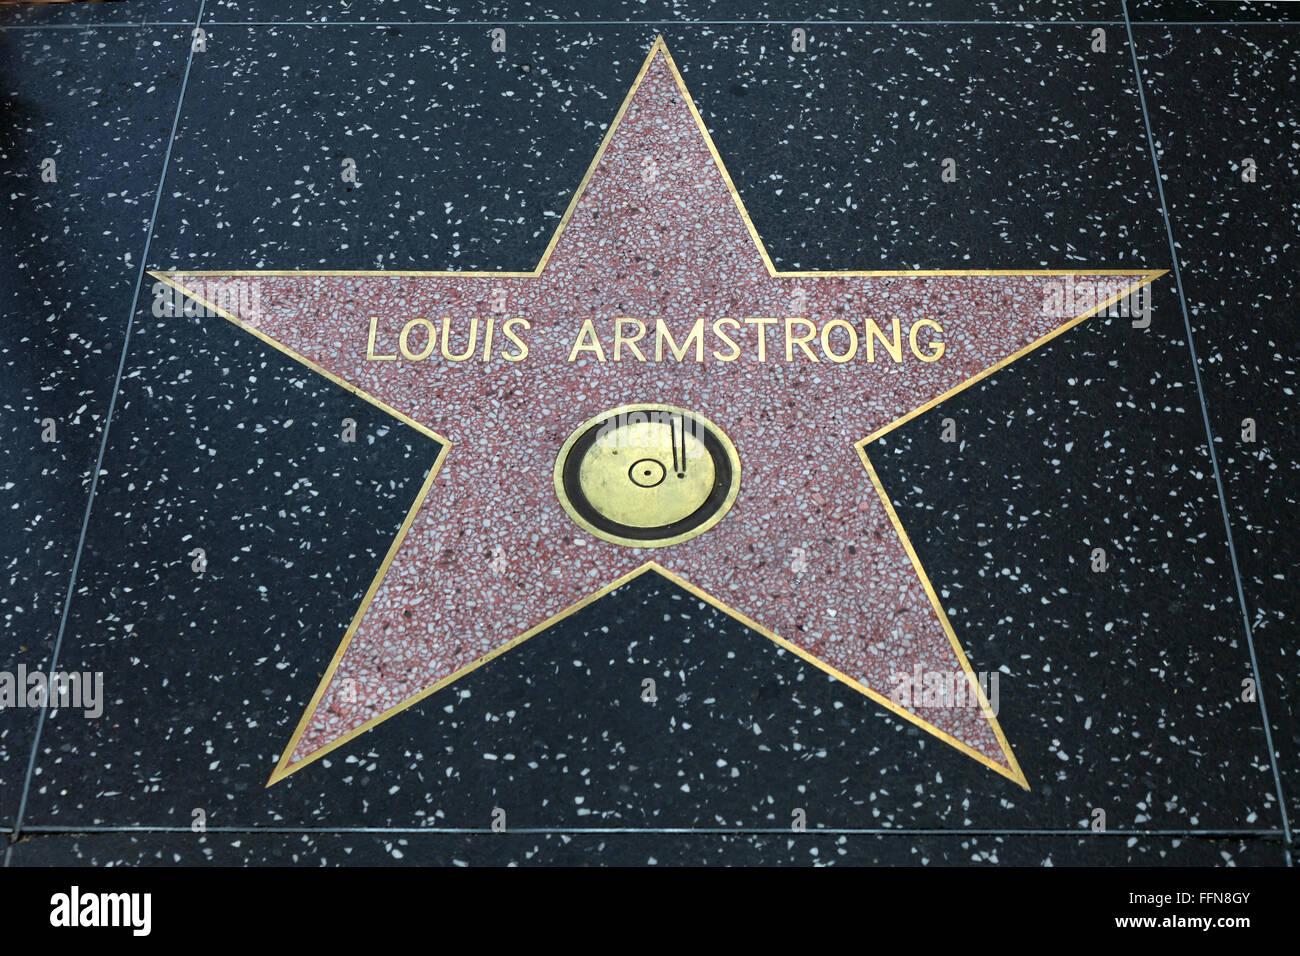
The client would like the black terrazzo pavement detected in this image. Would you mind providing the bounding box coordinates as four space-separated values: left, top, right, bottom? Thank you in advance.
1129 2 1300 25
0 22 191 826
0 0 203 27
5 829 1282 866
204 2 1124 26
1132 23 1300 828
0 2 1293 865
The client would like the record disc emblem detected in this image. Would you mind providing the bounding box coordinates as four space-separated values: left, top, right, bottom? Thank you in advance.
554 404 741 548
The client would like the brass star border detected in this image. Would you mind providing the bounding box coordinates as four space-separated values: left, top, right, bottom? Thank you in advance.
151 37 1164 790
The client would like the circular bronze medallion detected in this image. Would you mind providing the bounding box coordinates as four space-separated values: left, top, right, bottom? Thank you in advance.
554 404 741 548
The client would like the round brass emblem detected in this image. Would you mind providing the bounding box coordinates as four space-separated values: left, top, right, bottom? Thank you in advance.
554 404 741 548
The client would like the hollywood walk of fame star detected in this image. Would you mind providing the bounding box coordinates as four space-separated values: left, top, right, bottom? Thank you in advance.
153 38 1162 789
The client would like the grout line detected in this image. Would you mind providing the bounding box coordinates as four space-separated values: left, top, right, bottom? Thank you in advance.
8 826 1290 837
7 0 210 850
203 20 1300 27
152 19 1124 26
1120 0 1293 867
0 22 190 30
3 19 1300 31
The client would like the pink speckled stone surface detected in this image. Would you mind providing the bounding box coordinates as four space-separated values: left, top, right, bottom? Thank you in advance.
170 49 1148 779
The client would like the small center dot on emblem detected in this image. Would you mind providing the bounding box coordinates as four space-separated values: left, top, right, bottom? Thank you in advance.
629 459 666 488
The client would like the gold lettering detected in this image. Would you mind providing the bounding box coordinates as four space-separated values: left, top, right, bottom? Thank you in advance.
785 317 820 362
399 318 436 361
864 318 903 363
820 318 858 363
501 318 530 362
481 317 495 361
711 318 741 362
569 319 607 362
614 318 647 361
909 319 945 362
440 316 478 362
743 317 777 362
655 318 704 362
366 316 397 361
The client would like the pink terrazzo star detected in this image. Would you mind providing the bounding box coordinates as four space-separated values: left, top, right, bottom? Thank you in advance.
156 39 1160 788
